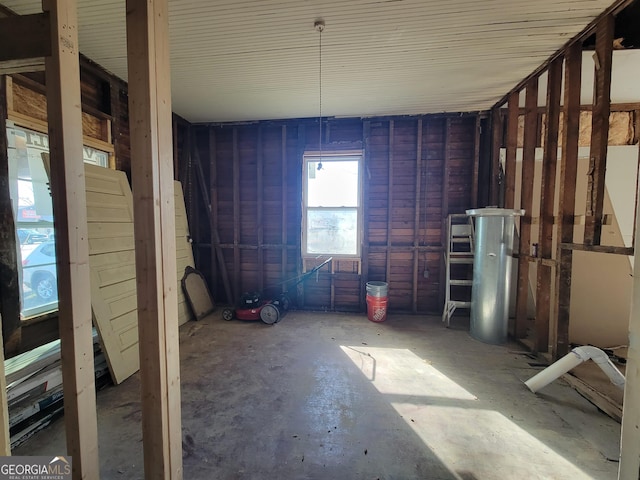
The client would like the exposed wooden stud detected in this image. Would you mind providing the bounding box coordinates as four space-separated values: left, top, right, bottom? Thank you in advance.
534 56 563 353
471 116 480 208
257 126 264 292
439 118 452 312
194 135 232 305
330 259 335 310
296 125 305 307
360 120 371 311
0 324 9 455
209 128 219 296
125 0 182 477
514 77 539 339
0 13 51 62
504 92 519 209
44 0 99 476
412 118 423 313
0 76 21 355
108 81 121 170
281 125 288 292
554 42 582 359
619 148 640 480
490 107 502 206
172 115 178 179
560 243 633 256
584 14 614 246
386 120 394 284
233 127 240 302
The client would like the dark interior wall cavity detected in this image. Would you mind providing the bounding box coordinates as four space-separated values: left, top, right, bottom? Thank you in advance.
188 115 479 314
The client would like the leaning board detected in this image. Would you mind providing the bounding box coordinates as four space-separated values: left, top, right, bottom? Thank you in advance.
85 164 194 384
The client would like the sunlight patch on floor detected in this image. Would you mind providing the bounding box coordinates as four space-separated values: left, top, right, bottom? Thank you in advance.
341 345 595 480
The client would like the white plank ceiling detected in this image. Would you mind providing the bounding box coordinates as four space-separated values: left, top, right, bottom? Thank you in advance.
2 0 617 122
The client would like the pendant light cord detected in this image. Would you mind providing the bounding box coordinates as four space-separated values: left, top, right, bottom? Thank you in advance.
316 20 325 169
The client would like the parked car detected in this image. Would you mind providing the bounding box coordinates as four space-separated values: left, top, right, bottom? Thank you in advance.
22 241 57 302
17 228 49 245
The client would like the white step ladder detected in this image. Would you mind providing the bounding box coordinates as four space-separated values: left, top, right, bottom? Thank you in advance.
442 214 475 326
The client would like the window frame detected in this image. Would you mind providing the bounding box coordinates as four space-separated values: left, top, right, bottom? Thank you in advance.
7 122 110 320
301 150 363 260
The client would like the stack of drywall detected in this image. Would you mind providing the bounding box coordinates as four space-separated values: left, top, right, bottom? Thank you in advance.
4 330 110 448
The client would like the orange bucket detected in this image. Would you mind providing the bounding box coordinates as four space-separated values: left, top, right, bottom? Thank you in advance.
366 294 388 322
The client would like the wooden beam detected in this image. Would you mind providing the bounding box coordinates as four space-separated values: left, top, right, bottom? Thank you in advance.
257 126 264 292
504 92 519 209
0 13 50 62
194 136 232 304
281 125 288 292
0 76 21 355
534 56 563 353
619 142 640 479
209 128 218 296
0 323 9 455
232 127 240 302
554 42 582 359
296 125 305 308
360 120 371 312
125 0 182 477
412 118 423 313
584 15 614 245
44 0 99 477
471 116 480 208
514 78 539 339
438 119 452 312
560 243 633 255
0 58 45 75
490 107 502 206
386 120 394 283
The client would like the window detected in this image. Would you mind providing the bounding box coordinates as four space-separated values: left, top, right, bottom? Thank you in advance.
7 124 109 319
302 152 362 258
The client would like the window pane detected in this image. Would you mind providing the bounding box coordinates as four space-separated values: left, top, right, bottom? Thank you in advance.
307 208 358 255
307 160 358 207
7 125 110 319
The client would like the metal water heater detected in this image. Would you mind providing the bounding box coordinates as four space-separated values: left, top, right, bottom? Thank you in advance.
466 208 524 344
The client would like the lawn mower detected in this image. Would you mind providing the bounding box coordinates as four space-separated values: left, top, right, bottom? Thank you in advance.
221 256 332 325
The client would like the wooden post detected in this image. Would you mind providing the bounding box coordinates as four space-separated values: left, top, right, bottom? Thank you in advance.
232 127 240 302
490 108 502 206
412 118 423 313
209 128 218 296
386 121 394 283
125 0 183 478
554 43 582 359
281 126 288 291
0 323 8 455
619 155 640 479
504 92 519 209
534 57 562 353
0 76 21 355
584 15 614 245
360 121 371 311
257 126 264 292
514 78 539 338
471 116 480 209
438 119 451 313
44 0 99 477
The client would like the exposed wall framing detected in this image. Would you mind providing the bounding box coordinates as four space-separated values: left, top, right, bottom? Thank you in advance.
187 115 478 314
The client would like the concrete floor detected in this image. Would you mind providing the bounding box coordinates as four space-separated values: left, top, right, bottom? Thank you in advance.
16 312 621 479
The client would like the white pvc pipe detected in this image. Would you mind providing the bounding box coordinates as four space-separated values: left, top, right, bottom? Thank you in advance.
525 346 625 393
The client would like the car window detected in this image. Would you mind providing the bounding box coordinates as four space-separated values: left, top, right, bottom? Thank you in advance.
41 243 55 257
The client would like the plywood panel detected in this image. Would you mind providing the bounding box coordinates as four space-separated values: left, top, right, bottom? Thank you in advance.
86 164 195 384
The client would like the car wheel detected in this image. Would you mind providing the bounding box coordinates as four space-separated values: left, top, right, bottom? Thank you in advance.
222 308 235 321
34 273 57 301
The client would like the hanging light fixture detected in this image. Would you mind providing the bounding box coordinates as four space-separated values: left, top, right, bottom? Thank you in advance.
314 19 325 171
